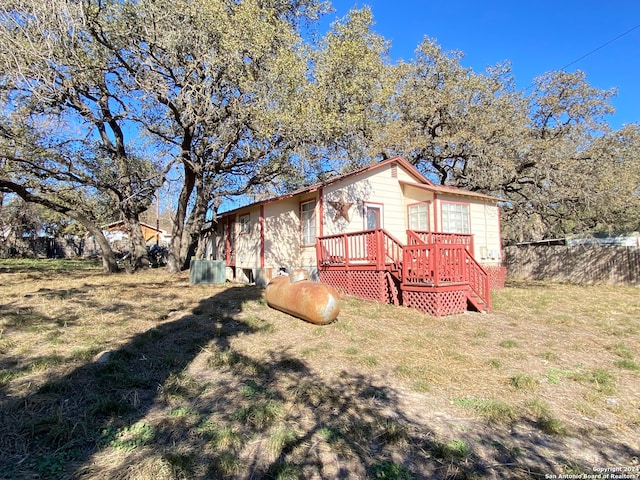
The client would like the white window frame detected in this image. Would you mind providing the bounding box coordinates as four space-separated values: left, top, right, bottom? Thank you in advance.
300 200 316 246
441 202 470 234
408 203 429 231
239 214 251 234
363 203 383 230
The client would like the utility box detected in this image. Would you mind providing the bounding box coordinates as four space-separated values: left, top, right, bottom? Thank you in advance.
189 259 226 284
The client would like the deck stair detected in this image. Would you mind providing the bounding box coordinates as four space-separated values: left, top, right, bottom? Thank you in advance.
317 229 491 316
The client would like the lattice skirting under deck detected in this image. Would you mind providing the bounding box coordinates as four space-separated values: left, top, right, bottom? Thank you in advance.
484 266 507 289
319 268 469 316
319 269 394 303
402 286 467 317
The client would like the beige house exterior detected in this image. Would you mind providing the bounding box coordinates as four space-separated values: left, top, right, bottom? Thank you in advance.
210 157 503 287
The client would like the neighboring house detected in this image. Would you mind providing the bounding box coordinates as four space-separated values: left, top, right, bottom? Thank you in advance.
103 221 170 248
211 157 506 316
85 221 170 257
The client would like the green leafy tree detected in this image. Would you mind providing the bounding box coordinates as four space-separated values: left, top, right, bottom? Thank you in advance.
86 0 327 271
0 0 164 271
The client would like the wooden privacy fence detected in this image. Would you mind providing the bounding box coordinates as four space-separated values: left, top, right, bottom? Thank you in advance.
504 245 640 286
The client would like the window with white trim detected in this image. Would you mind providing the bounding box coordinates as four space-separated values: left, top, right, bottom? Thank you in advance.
301 200 316 245
441 202 470 233
408 203 429 231
239 214 250 234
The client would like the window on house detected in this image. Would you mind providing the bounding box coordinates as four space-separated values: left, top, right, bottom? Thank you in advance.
408 203 429 231
239 214 250 234
364 204 382 230
441 202 470 233
301 200 316 245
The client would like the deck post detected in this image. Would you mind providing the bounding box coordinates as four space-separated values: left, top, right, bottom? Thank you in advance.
343 234 349 268
376 229 384 270
433 246 440 286
315 238 320 264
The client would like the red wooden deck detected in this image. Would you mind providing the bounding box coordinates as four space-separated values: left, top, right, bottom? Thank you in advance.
316 229 492 316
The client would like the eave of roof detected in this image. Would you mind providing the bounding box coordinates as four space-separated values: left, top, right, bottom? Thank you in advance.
103 220 166 232
217 156 495 217
399 181 501 202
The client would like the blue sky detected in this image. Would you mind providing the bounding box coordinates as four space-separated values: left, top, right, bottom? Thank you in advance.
324 0 640 129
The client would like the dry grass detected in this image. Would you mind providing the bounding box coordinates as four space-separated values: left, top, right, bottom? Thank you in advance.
1 259 639 479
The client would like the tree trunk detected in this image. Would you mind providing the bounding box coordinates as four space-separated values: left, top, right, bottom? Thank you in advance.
167 164 196 273
86 223 119 273
179 174 208 270
123 211 150 271
0 180 119 272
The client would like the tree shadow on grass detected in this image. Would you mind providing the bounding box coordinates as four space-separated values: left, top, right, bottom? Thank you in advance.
1 283 638 479
0 285 263 479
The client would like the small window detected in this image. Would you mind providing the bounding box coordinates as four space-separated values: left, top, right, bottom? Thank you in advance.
441 202 470 234
364 204 383 230
408 203 429 231
239 214 250 234
301 200 316 245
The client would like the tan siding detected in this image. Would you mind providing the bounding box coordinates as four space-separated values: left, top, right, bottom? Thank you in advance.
470 203 502 265
263 197 302 268
395 164 420 183
437 194 502 265
323 163 408 242
402 184 435 232
214 223 225 260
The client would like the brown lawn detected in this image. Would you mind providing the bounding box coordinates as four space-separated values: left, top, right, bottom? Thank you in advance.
0 259 638 479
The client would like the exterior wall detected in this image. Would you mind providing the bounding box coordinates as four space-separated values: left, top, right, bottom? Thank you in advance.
263 196 303 269
435 194 502 266
401 184 435 232
212 222 225 260
471 202 502 265
322 163 409 243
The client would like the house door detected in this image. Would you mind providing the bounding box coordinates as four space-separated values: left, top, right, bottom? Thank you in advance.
364 204 382 230
363 204 383 263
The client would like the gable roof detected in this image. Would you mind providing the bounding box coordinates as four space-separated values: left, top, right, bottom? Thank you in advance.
218 156 496 217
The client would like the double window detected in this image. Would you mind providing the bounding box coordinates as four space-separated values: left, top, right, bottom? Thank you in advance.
441 202 470 234
301 200 316 245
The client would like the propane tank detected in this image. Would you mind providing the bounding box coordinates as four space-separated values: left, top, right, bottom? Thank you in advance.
264 275 340 325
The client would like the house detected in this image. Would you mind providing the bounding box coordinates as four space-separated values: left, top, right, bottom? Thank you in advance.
210 157 506 316
103 221 169 250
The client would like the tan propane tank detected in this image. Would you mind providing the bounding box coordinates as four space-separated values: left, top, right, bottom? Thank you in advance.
264 275 340 325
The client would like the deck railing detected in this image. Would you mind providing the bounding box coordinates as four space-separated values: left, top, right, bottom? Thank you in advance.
408 230 474 252
402 243 490 310
317 229 403 270
317 229 490 310
463 251 491 311
402 244 468 285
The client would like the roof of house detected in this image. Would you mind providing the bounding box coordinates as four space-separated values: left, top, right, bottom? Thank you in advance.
218 156 499 217
103 221 166 233
399 181 500 202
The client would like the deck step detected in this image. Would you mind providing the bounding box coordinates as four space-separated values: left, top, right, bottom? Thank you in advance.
466 288 487 313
